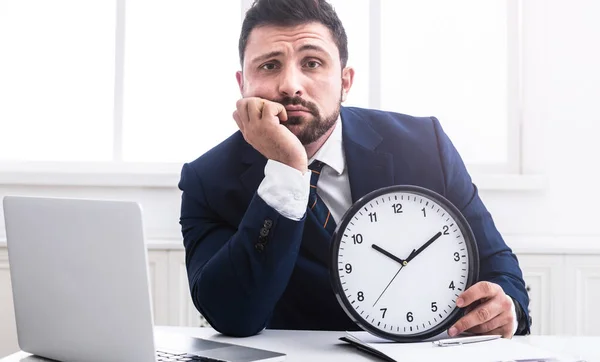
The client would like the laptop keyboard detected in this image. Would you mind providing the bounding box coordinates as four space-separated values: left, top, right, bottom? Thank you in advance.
156 350 228 362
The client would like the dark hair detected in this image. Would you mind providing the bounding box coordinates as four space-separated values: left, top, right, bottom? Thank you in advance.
239 0 348 69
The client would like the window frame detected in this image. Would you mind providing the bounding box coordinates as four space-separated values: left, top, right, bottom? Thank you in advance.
0 0 534 190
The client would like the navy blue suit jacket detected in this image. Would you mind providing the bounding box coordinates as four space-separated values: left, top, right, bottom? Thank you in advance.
178 107 530 337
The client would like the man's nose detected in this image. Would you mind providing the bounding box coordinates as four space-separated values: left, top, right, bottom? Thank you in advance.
278 66 304 97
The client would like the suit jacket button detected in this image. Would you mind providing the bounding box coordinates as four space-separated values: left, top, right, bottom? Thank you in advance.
259 227 269 237
264 219 273 229
255 243 265 252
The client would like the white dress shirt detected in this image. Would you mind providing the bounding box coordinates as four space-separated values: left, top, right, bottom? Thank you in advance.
256 117 518 336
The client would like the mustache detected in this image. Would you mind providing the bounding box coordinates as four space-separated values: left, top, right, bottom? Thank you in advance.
272 96 319 116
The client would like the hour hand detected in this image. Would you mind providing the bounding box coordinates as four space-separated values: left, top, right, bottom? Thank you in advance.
371 244 408 266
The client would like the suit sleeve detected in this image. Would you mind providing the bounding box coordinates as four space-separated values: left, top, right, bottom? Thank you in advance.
431 117 531 335
178 162 306 337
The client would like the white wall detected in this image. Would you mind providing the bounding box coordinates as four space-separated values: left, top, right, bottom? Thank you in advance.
479 0 600 244
1 0 599 356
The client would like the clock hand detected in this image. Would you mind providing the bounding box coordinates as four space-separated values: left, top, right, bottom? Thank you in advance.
372 249 417 307
404 231 443 264
371 244 408 266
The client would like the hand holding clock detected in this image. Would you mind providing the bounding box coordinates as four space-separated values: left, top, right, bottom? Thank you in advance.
448 281 516 338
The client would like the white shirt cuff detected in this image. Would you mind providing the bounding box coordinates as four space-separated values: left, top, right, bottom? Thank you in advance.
508 295 519 336
257 160 311 221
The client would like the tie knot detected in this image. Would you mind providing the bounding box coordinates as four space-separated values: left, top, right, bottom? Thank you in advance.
309 160 325 173
309 161 325 188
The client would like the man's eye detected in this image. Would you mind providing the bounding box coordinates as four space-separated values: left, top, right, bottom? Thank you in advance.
305 61 321 69
261 63 277 70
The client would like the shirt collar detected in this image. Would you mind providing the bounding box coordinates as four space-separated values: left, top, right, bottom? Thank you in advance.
308 116 345 176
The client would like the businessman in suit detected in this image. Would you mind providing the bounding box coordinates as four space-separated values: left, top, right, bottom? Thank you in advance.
178 0 530 338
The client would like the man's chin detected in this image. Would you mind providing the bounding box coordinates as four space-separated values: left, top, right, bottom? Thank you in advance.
283 123 305 137
282 115 310 126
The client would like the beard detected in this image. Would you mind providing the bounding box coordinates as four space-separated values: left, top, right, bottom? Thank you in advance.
272 92 342 145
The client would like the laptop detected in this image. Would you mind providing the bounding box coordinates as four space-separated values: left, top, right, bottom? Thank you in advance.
3 196 286 362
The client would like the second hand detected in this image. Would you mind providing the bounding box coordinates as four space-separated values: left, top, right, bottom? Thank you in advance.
372 249 415 307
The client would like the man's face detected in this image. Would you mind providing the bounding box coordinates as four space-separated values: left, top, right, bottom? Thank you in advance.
237 22 354 145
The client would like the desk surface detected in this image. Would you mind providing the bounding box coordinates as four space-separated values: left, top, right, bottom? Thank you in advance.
2 326 599 362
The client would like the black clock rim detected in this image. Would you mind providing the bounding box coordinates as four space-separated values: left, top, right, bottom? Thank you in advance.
329 185 480 342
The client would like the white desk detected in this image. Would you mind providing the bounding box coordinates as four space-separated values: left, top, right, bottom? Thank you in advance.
2 326 599 361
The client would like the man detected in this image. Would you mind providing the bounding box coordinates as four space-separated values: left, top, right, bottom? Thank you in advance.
178 0 530 338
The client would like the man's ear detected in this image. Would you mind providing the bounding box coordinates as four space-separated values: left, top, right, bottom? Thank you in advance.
341 67 355 102
236 71 244 95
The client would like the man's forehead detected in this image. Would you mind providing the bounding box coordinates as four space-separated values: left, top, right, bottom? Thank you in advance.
245 22 337 54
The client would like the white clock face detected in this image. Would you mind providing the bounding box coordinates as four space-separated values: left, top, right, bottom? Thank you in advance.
333 188 475 339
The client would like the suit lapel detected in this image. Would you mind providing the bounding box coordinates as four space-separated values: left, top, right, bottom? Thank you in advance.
341 107 395 203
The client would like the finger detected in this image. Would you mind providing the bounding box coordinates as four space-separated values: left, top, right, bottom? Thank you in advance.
449 299 503 336
262 101 288 122
245 98 265 122
236 99 250 126
464 299 482 315
232 110 243 132
465 311 513 335
457 281 500 308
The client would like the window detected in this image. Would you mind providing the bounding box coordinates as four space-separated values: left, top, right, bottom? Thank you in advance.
122 0 242 162
0 0 519 173
380 0 514 169
0 0 115 161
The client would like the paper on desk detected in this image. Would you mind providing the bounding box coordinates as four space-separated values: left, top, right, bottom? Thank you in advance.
343 331 561 362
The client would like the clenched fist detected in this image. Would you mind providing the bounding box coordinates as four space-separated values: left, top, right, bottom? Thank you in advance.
233 97 308 173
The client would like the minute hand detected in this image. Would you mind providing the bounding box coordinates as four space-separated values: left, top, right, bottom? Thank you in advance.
404 231 443 263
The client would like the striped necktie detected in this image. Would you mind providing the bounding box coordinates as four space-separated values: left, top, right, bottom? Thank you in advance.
308 161 337 235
